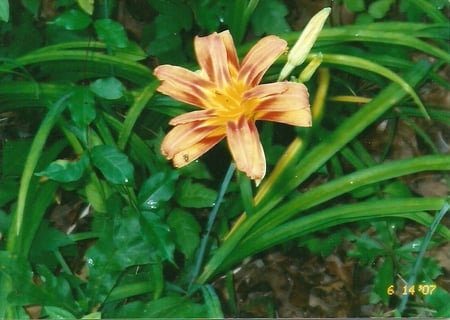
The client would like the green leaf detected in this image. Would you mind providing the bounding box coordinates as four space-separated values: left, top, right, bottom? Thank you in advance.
77 0 94 15
29 220 74 266
2 139 31 177
66 88 96 128
176 180 217 208
90 77 125 100
94 19 128 48
86 204 159 306
114 297 206 318
250 0 290 36
0 177 19 207
42 306 77 319
90 145 134 185
368 0 394 19
344 0 365 12
167 209 201 260
140 211 175 263
371 257 394 305
35 155 88 183
138 171 178 210
52 9 92 30
21 0 40 16
0 0 9 22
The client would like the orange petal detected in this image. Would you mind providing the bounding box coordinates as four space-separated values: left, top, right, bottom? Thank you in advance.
154 65 213 109
238 36 287 88
169 110 215 125
194 31 234 88
172 135 224 167
243 82 288 100
254 82 311 126
161 122 221 159
257 109 312 127
226 117 266 181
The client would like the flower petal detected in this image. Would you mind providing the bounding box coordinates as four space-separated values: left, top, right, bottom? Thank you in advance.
243 82 289 100
227 117 266 181
194 31 236 88
172 135 224 167
169 110 215 125
154 65 214 109
238 36 287 88
161 122 221 159
254 82 311 126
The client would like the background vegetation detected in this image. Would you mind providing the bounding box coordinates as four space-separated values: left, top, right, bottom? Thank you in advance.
0 0 449 318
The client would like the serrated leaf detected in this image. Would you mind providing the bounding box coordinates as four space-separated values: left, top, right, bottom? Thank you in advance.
77 0 94 15
138 171 178 210
0 0 9 22
176 180 217 208
90 77 125 100
250 0 291 36
66 88 96 128
94 19 128 48
90 145 134 185
35 155 88 183
167 209 200 260
53 9 92 30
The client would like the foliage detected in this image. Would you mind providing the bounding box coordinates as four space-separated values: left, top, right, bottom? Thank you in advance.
0 0 449 318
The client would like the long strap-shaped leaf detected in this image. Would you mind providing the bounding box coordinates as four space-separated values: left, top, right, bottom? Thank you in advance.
225 198 449 271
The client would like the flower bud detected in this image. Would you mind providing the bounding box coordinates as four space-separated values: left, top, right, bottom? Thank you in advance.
279 7 331 81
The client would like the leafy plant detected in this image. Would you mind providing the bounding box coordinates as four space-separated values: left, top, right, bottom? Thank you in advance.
0 0 449 318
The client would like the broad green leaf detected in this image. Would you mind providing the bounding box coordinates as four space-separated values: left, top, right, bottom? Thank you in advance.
167 209 200 260
77 0 94 15
2 139 31 176
0 177 19 207
251 0 291 36
369 0 394 19
176 180 217 208
86 205 158 305
52 9 92 30
29 220 74 266
21 0 40 16
138 171 178 210
35 155 88 183
94 19 128 48
371 257 394 305
0 0 9 22
90 77 125 100
66 88 96 128
344 0 365 11
90 145 134 185
140 211 175 263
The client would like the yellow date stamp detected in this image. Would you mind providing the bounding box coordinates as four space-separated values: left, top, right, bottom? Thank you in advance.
387 284 437 296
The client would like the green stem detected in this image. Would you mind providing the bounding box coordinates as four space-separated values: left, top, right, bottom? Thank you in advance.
190 163 235 289
397 201 449 314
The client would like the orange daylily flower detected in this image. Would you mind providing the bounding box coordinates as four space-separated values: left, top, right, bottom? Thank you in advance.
154 30 311 182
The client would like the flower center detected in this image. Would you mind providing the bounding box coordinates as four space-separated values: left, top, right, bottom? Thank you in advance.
211 81 257 122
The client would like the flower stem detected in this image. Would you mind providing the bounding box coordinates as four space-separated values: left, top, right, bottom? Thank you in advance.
190 163 236 289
